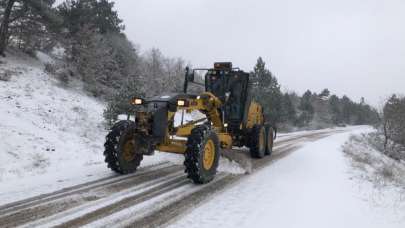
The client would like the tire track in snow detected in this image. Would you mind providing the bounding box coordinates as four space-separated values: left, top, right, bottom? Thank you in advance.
0 164 182 227
126 130 345 228
0 162 172 214
22 173 189 228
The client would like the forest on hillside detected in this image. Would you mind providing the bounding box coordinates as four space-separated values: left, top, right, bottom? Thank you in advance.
0 0 382 131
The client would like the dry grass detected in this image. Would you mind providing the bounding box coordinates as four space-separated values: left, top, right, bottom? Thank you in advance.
343 133 405 188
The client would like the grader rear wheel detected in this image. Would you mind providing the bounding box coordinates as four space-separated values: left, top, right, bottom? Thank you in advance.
249 124 266 158
265 126 274 156
104 120 143 174
184 125 220 184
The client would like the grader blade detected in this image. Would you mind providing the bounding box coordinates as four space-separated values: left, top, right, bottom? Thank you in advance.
221 149 253 174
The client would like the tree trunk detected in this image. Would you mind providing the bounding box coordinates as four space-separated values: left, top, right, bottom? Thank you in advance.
0 0 16 56
383 119 389 150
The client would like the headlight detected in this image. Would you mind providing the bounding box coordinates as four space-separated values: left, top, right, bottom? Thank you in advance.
177 99 186 107
131 98 144 105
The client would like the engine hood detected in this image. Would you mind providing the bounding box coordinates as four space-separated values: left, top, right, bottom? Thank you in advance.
148 93 197 104
138 93 197 112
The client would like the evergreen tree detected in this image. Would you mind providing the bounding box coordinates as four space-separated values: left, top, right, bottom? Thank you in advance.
58 0 123 36
104 79 143 126
383 94 405 152
0 0 59 55
280 93 296 123
297 90 314 126
251 57 283 125
54 0 135 96
319 88 330 98
329 94 341 124
341 95 353 124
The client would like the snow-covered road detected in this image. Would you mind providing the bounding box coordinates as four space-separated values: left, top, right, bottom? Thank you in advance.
170 127 405 228
0 128 346 227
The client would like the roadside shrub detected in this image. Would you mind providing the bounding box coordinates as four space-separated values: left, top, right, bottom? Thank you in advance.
382 94 405 159
103 79 142 127
343 133 405 187
44 63 56 74
0 71 11 81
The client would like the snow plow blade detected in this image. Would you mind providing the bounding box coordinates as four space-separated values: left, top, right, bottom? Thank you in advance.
221 149 253 174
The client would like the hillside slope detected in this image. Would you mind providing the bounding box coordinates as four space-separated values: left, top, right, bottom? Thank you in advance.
0 52 106 182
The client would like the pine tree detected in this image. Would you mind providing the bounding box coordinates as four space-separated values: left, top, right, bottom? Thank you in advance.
104 78 143 126
341 95 353 124
280 93 296 123
319 88 330 98
297 90 314 126
0 0 60 55
383 95 405 149
58 0 123 37
329 94 341 124
54 0 135 96
251 57 283 125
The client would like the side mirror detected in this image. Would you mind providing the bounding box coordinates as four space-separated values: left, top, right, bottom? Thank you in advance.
185 67 194 82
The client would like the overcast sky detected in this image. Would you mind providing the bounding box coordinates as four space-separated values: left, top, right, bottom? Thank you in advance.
105 0 403 106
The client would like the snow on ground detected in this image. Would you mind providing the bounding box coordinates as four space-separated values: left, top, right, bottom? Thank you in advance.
343 133 405 187
343 133 405 214
0 53 109 203
277 126 348 139
0 53 107 183
169 126 405 228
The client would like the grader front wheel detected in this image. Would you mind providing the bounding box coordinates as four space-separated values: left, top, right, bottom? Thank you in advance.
104 120 143 174
184 125 220 184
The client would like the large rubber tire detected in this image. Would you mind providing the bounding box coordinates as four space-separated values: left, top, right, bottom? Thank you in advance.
265 125 274 156
249 124 266 158
104 120 143 174
184 125 220 184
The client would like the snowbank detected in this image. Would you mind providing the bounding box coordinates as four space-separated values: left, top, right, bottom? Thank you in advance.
343 132 405 198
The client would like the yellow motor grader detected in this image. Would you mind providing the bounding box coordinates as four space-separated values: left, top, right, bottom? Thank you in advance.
104 62 275 184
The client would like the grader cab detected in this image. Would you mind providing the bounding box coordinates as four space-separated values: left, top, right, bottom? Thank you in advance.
104 62 275 184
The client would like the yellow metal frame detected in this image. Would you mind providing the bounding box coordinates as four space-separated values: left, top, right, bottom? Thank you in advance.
218 133 233 149
155 92 264 155
157 142 186 154
175 117 206 137
246 101 264 129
